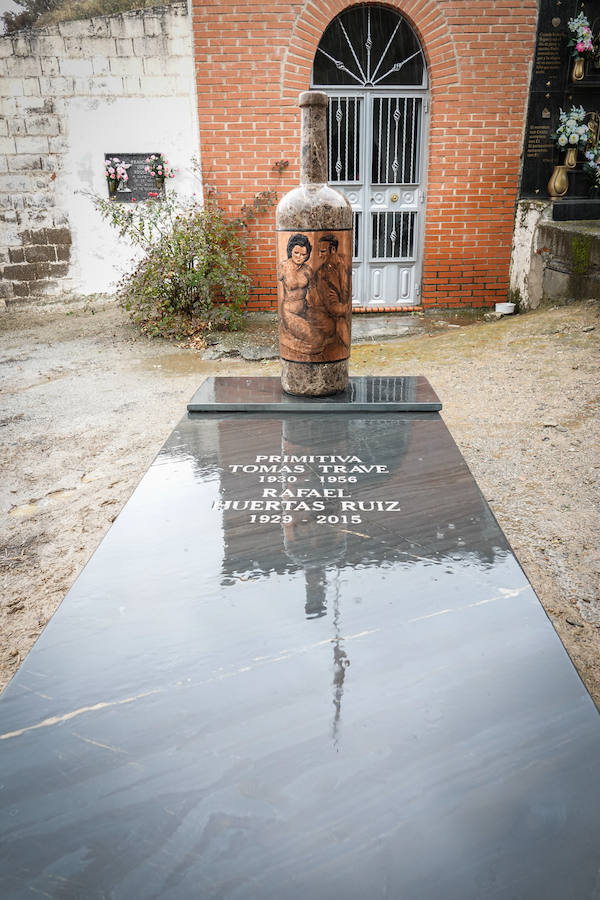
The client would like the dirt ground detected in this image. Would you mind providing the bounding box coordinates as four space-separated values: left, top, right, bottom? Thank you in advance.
1 298 599 706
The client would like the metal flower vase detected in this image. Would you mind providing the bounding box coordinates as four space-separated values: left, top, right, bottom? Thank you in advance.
565 147 578 169
547 165 569 198
572 57 585 82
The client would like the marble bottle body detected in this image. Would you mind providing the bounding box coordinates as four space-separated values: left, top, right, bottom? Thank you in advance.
276 91 353 396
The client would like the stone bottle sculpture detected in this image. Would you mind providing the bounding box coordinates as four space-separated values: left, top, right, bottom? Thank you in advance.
275 91 353 396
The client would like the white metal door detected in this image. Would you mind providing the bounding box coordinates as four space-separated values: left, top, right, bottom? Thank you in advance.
312 4 428 307
326 91 427 307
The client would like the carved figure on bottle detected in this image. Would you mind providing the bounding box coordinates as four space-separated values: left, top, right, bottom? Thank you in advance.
277 229 352 364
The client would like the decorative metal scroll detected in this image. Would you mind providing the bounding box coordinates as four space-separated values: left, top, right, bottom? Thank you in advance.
312 5 426 89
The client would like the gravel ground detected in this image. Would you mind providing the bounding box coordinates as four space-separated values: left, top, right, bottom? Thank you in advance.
1 298 599 704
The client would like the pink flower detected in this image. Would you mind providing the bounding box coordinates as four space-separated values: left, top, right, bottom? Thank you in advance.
131 197 136 202
576 40 585 52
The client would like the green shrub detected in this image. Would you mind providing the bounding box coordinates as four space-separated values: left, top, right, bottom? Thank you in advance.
92 189 274 340
2 0 172 33
119 200 250 339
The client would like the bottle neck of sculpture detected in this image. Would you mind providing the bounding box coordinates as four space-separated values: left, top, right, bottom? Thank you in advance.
299 92 328 185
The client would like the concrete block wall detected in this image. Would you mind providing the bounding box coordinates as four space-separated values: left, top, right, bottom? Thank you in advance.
510 201 600 308
0 1 200 302
191 0 538 310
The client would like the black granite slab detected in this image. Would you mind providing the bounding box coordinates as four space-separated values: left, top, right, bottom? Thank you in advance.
187 375 442 412
553 198 600 220
520 0 600 200
1 377 600 899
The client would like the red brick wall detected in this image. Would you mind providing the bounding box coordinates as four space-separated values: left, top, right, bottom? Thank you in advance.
191 0 538 310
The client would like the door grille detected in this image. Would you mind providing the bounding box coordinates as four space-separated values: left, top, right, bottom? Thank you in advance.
372 97 420 185
327 96 361 183
372 211 416 260
353 211 361 259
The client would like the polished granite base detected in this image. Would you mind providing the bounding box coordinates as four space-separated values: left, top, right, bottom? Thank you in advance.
1 377 600 899
187 375 442 412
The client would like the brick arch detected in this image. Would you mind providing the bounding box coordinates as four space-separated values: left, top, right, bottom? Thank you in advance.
280 0 460 100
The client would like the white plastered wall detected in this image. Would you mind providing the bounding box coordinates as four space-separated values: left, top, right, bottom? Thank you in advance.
64 95 201 294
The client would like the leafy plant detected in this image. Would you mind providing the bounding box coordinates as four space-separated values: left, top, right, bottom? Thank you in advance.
91 185 276 340
2 0 171 33
2 0 59 32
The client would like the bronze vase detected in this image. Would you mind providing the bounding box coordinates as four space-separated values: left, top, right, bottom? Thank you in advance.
565 146 578 169
572 57 585 81
155 175 165 190
547 165 569 198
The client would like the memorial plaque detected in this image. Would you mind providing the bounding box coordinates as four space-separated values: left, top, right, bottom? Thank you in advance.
105 151 162 202
2 376 600 899
520 0 600 203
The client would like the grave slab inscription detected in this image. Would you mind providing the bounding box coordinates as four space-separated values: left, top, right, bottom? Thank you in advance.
1 376 600 899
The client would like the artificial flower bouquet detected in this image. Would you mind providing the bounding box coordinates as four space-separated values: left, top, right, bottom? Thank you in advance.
567 12 594 59
551 106 590 150
105 157 129 186
584 144 600 190
144 154 176 180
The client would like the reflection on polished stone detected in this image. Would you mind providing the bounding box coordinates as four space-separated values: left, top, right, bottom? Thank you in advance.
187 375 442 412
1 377 600 899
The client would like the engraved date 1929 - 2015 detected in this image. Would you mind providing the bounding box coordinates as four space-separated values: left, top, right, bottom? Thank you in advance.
211 453 401 526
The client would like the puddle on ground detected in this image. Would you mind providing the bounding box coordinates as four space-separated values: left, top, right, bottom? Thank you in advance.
136 353 275 376
425 313 482 333
137 354 220 377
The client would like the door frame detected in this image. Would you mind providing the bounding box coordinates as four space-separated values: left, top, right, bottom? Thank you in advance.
318 86 429 307
310 6 429 307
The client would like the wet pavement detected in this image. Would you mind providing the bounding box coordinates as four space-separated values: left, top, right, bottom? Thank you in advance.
202 310 485 360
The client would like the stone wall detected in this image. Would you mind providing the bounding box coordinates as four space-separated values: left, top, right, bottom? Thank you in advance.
509 200 600 308
0 1 200 303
